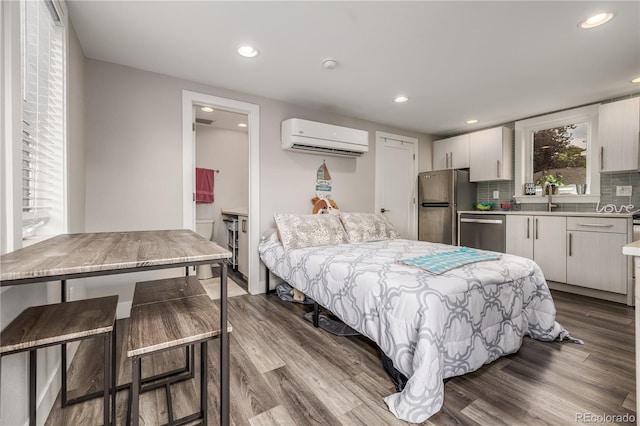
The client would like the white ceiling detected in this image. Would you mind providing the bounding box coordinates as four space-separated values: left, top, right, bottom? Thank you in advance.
195 106 248 133
67 1 639 137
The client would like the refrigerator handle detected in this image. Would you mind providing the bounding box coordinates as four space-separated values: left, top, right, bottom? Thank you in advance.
452 206 457 245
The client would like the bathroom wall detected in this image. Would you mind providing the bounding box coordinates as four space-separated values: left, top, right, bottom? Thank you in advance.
195 125 249 247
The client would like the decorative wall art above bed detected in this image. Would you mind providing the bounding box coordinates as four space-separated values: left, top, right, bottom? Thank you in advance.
313 161 338 214
261 213 581 423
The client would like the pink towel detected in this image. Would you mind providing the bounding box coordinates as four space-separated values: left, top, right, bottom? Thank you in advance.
196 168 214 203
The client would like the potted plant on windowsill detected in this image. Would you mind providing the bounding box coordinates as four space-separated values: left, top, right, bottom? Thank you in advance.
537 172 565 195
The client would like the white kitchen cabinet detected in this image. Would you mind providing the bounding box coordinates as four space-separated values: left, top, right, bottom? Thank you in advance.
506 215 534 259
469 127 513 182
237 215 248 278
505 215 566 283
432 134 469 170
566 217 628 294
598 97 640 172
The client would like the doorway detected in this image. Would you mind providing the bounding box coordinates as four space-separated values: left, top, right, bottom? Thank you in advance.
375 132 418 240
182 90 260 294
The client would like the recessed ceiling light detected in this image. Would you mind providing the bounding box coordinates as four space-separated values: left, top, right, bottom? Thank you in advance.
394 96 408 103
237 123 247 128
466 119 479 124
578 12 615 29
200 106 214 113
632 77 640 84
237 45 259 58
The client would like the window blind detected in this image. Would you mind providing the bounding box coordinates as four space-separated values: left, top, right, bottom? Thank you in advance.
21 0 65 238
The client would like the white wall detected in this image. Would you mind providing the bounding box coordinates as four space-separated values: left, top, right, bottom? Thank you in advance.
419 134 435 173
82 58 431 300
195 126 249 247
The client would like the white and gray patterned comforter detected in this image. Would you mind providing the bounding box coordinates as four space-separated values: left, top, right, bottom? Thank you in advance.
259 238 564 423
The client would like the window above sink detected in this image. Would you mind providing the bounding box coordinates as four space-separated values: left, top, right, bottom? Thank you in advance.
514 105 601 203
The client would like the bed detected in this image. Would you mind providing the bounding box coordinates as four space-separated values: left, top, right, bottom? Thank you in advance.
259 212 566 423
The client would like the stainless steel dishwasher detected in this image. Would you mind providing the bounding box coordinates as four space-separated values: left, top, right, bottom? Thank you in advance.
459 213 506 253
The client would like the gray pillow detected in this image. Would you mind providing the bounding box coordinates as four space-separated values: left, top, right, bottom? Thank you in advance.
273 213 349 251
339 212 399 242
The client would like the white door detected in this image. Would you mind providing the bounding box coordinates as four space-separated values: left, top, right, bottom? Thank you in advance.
375 133 418 239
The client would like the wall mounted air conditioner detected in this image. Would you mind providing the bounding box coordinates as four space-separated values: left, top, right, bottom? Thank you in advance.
281 118 369 158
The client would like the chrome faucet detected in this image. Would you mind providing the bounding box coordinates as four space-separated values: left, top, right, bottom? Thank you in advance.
546 185 557 212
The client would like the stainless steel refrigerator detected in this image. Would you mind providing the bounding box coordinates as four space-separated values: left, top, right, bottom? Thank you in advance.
418 169 476 245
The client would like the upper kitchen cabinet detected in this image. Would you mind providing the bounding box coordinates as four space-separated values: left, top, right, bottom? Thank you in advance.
598 97 640 173
432 134 469 170
469 127 513 182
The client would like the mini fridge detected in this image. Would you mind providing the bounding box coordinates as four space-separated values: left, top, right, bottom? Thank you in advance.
417 169 476 245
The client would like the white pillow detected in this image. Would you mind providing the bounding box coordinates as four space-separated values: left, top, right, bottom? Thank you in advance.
339 212 399 243
273 213 349 251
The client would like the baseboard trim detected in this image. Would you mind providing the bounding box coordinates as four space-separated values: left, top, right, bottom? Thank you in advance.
547 281 629 305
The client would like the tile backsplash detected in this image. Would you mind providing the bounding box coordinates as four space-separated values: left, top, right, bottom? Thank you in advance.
476 171 640 213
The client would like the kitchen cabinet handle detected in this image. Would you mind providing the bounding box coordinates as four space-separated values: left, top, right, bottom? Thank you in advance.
535 218 539 239
447 152 451 169
497 160 500 178
568 232 572 256
242 219 247 233
576 223 614 228
450 152 453 168
526 218 530 239
600 146 604 170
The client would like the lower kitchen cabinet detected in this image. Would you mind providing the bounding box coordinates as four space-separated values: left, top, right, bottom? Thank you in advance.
505 215 533 259
506 214 632 303
506 215 566 283
566 217 628 294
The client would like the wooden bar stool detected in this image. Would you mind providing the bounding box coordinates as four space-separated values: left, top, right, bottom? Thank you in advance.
130 276 206 388
0 296 118 426
127 279 230 426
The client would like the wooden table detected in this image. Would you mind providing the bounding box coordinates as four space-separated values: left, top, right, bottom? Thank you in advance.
0 229 232 425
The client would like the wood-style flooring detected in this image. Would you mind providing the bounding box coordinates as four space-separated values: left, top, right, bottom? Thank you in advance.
45 287 635 425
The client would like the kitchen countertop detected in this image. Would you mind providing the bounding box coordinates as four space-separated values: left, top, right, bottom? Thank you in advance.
623 240 640 257
221 207 248 216
457 210 634 218
621 240 640 418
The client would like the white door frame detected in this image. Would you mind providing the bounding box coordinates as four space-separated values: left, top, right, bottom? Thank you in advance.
182 90 261 295
374 131 418 240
